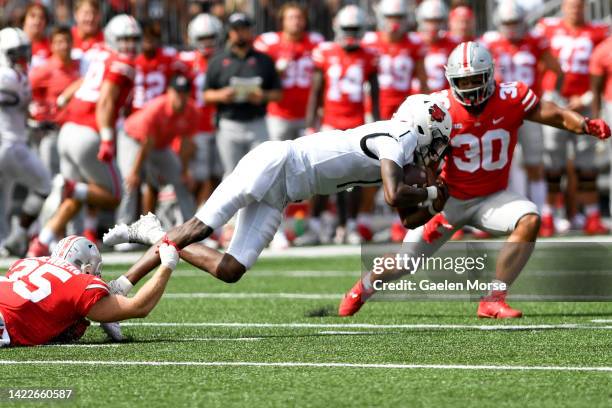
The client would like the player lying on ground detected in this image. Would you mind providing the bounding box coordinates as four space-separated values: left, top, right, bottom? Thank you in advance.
103 95 451 296
0 235 179 346
338 41 611 319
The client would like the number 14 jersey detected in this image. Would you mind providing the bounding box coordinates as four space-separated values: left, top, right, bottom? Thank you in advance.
434 81 538 199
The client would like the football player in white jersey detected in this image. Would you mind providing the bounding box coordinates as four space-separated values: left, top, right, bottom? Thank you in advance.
0 28 52 257
102 95 451 295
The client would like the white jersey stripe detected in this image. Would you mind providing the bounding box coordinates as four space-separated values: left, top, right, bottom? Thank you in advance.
85 284 109 292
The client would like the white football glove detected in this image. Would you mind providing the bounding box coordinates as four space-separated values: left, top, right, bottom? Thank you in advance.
159 243 179 270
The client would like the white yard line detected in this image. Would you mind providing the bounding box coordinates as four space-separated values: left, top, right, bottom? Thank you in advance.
163 292 341 299
0 360 611 372
119 321 612 331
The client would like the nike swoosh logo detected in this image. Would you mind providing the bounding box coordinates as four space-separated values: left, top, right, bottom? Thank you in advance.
492 117 504 125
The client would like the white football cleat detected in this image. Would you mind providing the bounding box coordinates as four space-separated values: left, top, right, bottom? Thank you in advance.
128 213 165 245
103 213 165 247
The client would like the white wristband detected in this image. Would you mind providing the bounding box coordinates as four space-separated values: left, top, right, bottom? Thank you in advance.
427 201 439 215
100 127 114 142
426 186 438 201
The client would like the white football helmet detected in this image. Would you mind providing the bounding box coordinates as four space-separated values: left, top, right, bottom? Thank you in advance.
0 28 31 70
380 0 409 34
333 5 368 50
188 13 223 55
445 41 496 106
417 0 448 24
104 14 142 57
393 94 452 165
494 0 527 41
51 235 103 277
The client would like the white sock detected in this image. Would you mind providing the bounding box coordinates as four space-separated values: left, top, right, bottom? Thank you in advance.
361 272 374 292
487 279 508 296
356 213 372 227
39 228 57 246
308 217 322 234
74 182 88 201
84 214 98 231
528 180 547 212
585 204 599 216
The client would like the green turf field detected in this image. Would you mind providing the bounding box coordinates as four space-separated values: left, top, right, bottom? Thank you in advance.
1 254 612 407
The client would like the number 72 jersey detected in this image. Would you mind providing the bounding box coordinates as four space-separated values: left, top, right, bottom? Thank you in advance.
433 81 538 199
0 257 109 346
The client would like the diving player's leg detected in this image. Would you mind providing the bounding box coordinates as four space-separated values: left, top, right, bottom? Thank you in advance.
471 190 540 318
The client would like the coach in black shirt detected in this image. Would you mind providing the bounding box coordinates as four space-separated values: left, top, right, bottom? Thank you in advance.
204 12 282 176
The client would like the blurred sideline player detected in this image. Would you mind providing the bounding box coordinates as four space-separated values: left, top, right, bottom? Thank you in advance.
413 0 459 93
254 2 324 141
21 2 51 68
0 235 180 347
535 0 610 235
448 6 475 43
29 26 81 175
302 4 380 245
179 13 224 206
0 28 52 258
361 0 429 242
27 15 141 257
339 42 611 319
590 37 612 216
481 0 564 220
70 0 104 64
103 97 451 296
116 74 198 234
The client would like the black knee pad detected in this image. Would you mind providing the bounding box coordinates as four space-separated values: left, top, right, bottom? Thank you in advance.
577 170 598 192
545 172 563 193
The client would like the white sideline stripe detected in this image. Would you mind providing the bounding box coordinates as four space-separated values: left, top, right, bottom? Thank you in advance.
319 331 380 335
119 322 612 331
592 320 612 323
0 360 611 372
41 344 121 348
163 292 341 300
180 337 263 342
105 270 357 279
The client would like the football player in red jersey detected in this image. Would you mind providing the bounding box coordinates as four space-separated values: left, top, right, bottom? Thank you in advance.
132 22 180 113
178 13 224 206
448 6 475 43
303 4 380 245
27 15 141 257
0 235 180 347
363 0 428 120
414 0 459 93
22 3 51 69
535 0 610 236
481 0 564 222
70 0 104 64
338 41 611 319
254 3 324 141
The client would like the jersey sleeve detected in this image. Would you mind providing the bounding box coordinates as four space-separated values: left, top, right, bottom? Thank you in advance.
516 81 539 114
253 32 278 54
103 58 135 87
75 275 109 317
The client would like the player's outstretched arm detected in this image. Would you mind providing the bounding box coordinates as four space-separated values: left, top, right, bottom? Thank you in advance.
96 80 121 162
87 243 179 322
381 159 434 208
305 68 324 132
527 100 611 139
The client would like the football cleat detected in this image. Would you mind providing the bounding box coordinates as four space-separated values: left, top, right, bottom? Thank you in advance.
26 236 50 258
338 280 372 317
477 291 522 319
0 220 28 257
583 213 609 235
539 214 555 237
293 230 321 247
103 213 165 246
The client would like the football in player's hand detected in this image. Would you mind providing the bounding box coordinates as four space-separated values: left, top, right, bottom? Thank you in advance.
403 163 431 187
